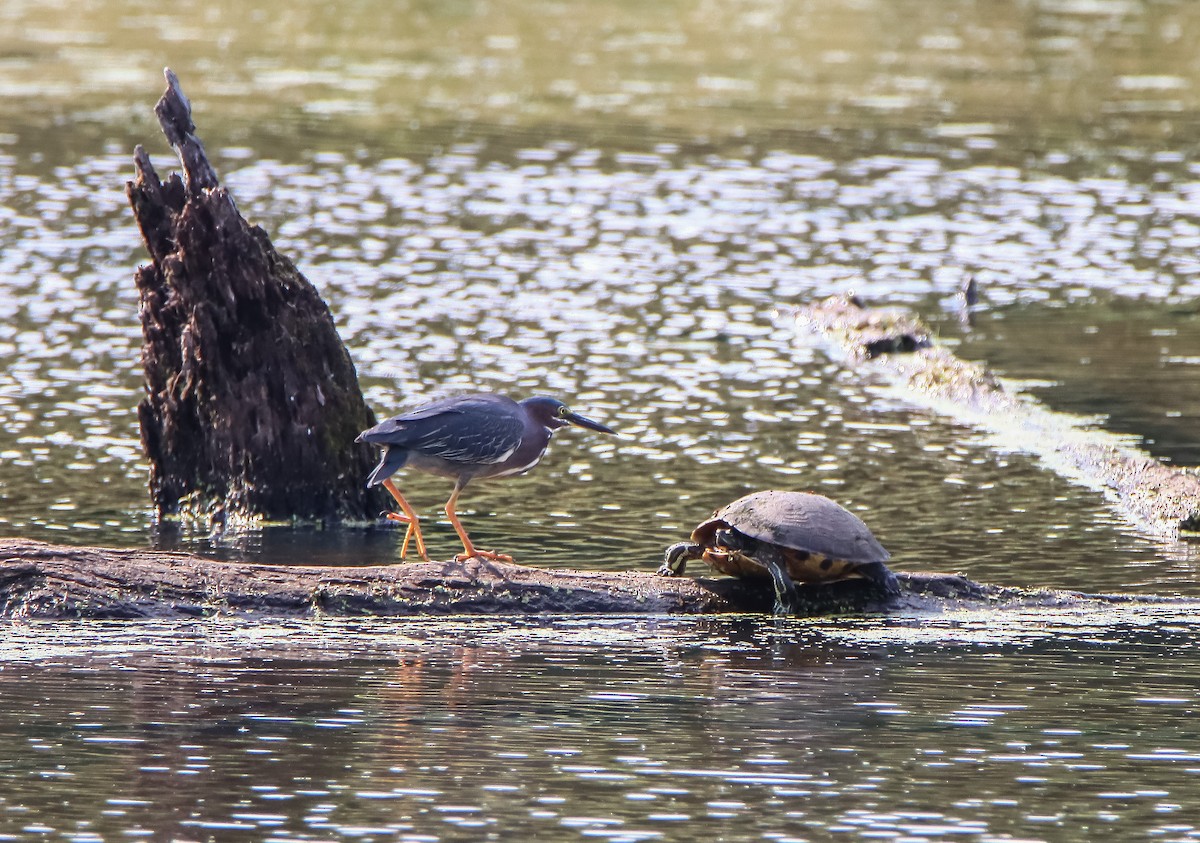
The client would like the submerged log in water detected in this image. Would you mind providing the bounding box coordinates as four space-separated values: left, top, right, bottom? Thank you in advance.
0 539 1189 620
794 296 1200 540
126 69 386 523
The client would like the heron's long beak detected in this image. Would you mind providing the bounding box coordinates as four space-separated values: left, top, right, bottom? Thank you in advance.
566 411 615 435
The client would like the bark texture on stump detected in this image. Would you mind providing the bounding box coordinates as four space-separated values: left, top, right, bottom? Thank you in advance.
127 69 386 522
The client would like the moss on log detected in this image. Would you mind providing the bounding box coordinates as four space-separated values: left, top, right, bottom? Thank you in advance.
0 539 1190 621
126 69 387 523
794 295 1200 539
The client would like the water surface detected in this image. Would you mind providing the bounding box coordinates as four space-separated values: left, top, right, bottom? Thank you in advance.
4 140 1198 590
1 0 1200 837
1 612 1198 841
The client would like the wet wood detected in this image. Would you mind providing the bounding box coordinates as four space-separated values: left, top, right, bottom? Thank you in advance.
794 296 1200 539
126 69 387 523
0 539 1190 620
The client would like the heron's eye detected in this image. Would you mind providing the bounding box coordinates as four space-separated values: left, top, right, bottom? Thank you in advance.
557 405 570 418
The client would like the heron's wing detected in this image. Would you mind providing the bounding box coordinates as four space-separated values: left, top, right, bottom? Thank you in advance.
407 410 526 465
358 394 519 448
359 395 527 466
391 393 514 422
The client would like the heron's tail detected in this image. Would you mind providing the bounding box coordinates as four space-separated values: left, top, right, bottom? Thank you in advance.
364 446 408 487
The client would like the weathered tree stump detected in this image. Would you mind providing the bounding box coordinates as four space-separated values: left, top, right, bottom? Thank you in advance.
1 539 1189 620
794 296 1200 538
126 69 387 523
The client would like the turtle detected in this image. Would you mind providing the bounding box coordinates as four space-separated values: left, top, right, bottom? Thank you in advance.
658 490 900 615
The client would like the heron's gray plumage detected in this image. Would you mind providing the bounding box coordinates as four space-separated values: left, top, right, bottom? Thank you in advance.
357 392 615 560
356 393 606 489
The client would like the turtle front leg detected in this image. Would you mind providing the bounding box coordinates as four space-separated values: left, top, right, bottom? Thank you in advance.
752 545 801 616
658 542 701 577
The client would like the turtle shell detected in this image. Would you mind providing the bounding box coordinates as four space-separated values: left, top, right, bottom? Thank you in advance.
696 490 889 563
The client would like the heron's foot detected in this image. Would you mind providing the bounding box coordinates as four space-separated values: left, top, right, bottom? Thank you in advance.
400 540 432 563
456 549 515 563
381 512 430 561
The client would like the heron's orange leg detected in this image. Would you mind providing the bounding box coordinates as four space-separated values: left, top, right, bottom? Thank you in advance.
383 513 418 559
382 479 430 561
445 484 513 562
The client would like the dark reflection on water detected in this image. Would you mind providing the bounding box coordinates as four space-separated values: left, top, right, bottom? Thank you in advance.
0 614 1197 840
942 299 1200 467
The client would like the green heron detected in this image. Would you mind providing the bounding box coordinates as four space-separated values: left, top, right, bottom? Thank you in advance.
356 393 616 562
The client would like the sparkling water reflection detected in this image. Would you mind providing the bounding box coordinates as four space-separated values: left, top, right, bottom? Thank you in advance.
2 0 1200 835
1 144 1199 591
0 614 1197 840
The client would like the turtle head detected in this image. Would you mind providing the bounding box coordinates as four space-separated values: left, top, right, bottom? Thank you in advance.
712 527 751 554
659 541 703 576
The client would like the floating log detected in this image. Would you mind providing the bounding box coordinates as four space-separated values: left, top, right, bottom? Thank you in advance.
126 69 387 523
794 296 1200 540
0 539 1190 620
